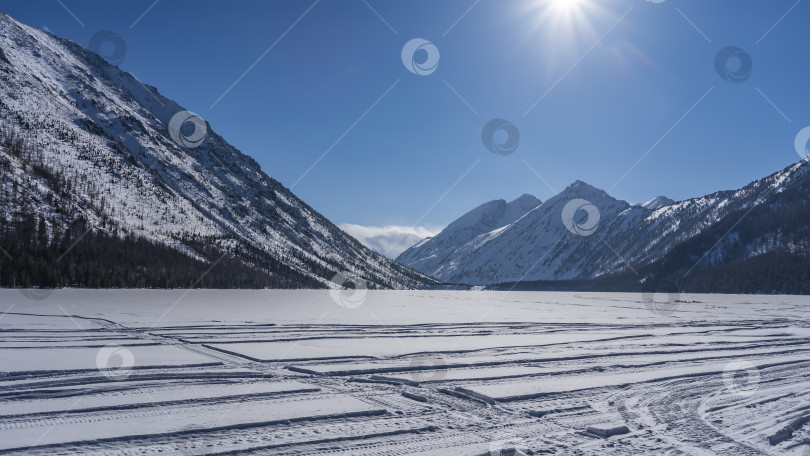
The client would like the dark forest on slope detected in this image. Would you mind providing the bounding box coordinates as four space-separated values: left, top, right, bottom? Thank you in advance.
493 162 810 295
0 126 324 289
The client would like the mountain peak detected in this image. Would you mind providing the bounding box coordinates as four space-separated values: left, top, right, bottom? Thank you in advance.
396 194 542 265
504 194 542 223
508 193 541 210
509 193 540 205
641 196 675 210
559 180 616 204
566 180 600 191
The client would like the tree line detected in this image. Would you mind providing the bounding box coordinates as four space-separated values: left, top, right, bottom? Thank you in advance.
0 122 324 289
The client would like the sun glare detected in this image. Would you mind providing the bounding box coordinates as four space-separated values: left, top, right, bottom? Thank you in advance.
545 0 593 23
519 0 606 78
524 0 601 39
549 0 585 13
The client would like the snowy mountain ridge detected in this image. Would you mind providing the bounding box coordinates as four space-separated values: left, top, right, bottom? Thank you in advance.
0 12 437 289
398 161 810 285
395 194 542 279
641 196 675 211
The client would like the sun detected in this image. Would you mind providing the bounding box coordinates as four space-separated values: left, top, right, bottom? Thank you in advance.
523 0 601 38
548 0 586 13
519 0 606 75
545 0 593 23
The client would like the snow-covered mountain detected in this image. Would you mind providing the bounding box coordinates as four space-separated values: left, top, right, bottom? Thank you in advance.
398 162 810 286
640 196 675 211
396 194 541 279
0 12 438 289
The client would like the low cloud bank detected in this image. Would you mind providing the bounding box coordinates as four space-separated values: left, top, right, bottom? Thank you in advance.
339 224 440 259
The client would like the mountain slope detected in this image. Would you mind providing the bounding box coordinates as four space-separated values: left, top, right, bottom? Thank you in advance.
632 163 810 293
641 196 675 210
396 194 541 278
497 166 810 294
398 161 810 286
0 12 438 289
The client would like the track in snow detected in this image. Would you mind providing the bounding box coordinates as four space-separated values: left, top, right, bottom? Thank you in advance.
1 290 809 455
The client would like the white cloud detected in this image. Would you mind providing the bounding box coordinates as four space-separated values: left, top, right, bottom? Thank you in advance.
339 224 441 259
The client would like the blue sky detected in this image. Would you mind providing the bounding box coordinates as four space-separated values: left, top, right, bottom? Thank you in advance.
1 0 808 245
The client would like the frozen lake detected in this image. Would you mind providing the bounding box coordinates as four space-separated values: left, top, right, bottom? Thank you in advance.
1 289 809 455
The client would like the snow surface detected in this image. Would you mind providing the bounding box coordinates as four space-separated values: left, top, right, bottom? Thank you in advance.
1 289 809 455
